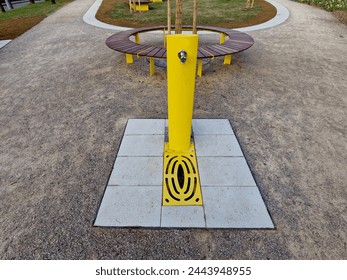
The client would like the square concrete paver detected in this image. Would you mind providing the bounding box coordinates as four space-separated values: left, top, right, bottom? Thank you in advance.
193 119 234 135
161 206 206 228
194 135 243 157
95 186 162 227
117 135 164 156
95 119 273 229
124 119 165 135
203 187 274 228
108 157 163 186
198 157 257 187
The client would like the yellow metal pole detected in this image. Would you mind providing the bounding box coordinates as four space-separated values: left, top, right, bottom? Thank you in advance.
167 34 198 152
163 34 202 206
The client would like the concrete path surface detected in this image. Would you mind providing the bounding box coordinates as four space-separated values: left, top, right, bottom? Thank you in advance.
0 0 346 259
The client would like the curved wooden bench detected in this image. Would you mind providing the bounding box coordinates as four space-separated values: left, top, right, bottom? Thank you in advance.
106 26 254 76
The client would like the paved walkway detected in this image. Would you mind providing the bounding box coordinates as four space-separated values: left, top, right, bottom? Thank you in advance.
0 0 346 259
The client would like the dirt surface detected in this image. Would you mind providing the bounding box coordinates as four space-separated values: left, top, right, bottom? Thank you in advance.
0 0 346 259
333 10 347 25
96 0 277 28
0 0 73 40
0 16 45 40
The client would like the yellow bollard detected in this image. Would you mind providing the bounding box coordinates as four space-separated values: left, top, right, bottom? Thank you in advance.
163 34 203 206
167 34 198 152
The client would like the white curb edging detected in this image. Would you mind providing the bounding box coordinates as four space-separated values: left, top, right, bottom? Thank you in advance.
83 0 129 31
236 0 290 32
0 40 12 49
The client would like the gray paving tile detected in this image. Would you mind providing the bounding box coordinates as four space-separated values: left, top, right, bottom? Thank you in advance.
161 206 206 228
194 135 243 157
198 157 256 186
192 119 234 135
94 186 162 227
108 157 163 186
203 187 274 228
117 135 164 156
124 119 165 135
97 118 273 228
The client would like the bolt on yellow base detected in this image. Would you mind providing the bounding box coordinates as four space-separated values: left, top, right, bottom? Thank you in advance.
163 142 203 206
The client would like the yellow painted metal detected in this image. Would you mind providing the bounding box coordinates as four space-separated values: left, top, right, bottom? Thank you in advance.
167 34 198 152
125 53 134 64
223 54 232 65
149 57 155 76
163 142 203 206
197 59 203 77
135 33 140 44
219 33 232 65
129 2 149 11
150 0 162 2
220 33 227 44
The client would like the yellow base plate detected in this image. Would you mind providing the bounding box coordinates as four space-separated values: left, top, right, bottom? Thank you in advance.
162 142 203 206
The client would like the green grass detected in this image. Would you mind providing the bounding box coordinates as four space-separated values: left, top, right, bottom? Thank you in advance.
0 0 68 20
297 0 347 11
109 0 261 25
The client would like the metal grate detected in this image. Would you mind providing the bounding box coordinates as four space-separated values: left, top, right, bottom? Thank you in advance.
163 143 203 206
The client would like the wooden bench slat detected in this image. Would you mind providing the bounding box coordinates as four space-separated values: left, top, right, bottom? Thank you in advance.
122 44 153 54
224 42 253 51
136 46 159 56
212 44 238 54
107 41 137 49
197 49 208 59
156 48 167 58
144 47 164 57
197 47 212 57
200 45 224 57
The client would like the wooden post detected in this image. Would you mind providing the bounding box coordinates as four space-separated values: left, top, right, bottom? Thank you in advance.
245 0 255 9
193 0 197 34
167 0 171 35
175 0 183 34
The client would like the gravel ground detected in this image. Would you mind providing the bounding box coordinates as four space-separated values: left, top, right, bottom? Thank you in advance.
0 0 346 259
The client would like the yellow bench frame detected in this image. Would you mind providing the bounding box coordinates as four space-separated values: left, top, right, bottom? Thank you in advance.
129 0 149 12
